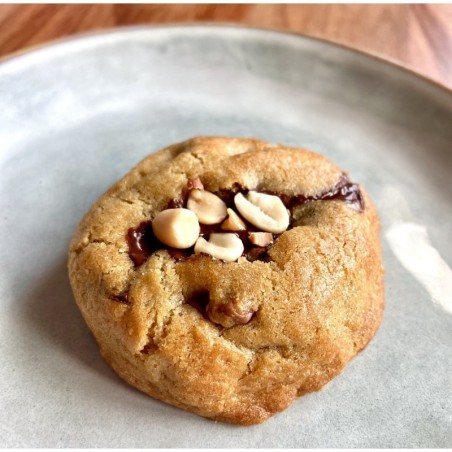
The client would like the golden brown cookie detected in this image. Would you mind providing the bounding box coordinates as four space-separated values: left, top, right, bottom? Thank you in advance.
68 136 384 425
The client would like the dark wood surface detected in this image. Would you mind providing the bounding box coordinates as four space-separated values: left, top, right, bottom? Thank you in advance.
1 4 451 88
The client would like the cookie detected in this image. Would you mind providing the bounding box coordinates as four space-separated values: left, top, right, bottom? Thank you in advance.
68 136 384 425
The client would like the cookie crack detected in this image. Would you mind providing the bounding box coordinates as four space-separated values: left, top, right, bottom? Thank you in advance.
138 258 184 356
189 150 207 166
238 345 291 382
72 234 116 255
114 192 153 216
138 303 180 356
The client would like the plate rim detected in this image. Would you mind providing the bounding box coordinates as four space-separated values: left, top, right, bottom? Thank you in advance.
1 23 451 97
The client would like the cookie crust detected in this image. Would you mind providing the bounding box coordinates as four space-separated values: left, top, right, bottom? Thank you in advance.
68 136 384 425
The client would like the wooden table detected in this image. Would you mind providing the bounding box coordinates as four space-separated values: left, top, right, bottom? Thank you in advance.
1 4 451 89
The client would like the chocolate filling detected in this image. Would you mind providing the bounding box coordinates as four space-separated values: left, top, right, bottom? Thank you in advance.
126 175 364 267
126 221 160 266
277 174 364 212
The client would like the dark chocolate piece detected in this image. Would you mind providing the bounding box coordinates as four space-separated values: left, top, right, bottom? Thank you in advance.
111 293 130 305
126 221 159 266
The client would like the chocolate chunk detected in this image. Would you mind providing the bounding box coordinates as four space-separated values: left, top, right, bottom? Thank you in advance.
206 300 255 327
126 220 159 266
111 293 130 305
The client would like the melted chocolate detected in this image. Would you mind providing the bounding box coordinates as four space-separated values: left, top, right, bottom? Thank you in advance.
295 174 364 211
126 220 196 266
186 291 210 317
126 175 364 267
126 221 160 266
215 183 244 207
246 247 271 262
263 174 364 212
111 293 130 305
167 248 192 261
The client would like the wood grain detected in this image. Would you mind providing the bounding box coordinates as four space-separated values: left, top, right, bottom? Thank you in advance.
0 4 451 88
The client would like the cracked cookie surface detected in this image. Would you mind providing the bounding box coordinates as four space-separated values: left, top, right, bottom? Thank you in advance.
68 136 384 425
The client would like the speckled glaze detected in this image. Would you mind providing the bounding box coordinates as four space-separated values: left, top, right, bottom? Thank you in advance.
0 26 451 447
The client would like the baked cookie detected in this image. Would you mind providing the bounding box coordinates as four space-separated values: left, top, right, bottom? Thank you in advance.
68 136 384 425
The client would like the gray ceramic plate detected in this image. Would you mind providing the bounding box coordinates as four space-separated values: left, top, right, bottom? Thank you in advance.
1 26 451 448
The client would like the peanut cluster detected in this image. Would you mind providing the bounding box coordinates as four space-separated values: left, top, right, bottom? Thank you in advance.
151 178 289 262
